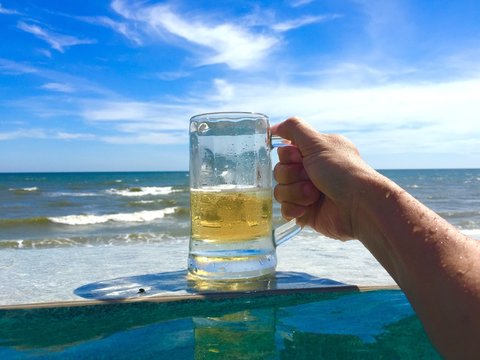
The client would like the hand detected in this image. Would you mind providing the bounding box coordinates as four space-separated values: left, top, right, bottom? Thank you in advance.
272 117 377 240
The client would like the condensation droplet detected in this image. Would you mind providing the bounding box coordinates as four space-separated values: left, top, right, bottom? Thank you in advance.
198 122 210 134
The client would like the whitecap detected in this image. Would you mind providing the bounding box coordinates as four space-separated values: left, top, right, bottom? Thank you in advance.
47 192 98 197
462 229 480 240
9 187 39 192
49 207 177 225
107 186 177 197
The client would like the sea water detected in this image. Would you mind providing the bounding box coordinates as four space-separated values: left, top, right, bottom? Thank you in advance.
0 169 479 305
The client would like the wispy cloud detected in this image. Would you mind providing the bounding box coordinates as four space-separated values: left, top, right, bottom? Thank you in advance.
73 72 480 158
213 77 480 161
79 99 198 144
55 132 96 140
288 0 315 8
0 58 37 75
213 79 235 100
75 15 142 45
354 0 413 60
40 82 75 93
17 21 96 52
101 131 187 145
1 59 117 98
272 14 341 32
0 3 20 15
155 70 191 81
82 100 192 128
37 48 52 58
111 0 280 70
0 129 46 141
0 128 95 141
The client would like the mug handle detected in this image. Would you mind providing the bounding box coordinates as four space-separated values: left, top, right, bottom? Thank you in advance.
270 135 303 247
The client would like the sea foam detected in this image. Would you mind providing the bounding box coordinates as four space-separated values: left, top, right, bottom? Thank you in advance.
9 187 39 193
49 207 177 225
107 186 178 197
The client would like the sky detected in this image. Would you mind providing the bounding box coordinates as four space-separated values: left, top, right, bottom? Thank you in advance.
1 0 480 172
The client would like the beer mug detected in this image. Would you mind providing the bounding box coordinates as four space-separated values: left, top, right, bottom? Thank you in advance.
188 112 301 280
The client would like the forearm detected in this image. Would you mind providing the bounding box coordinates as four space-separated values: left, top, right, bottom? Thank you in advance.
354 172 480 357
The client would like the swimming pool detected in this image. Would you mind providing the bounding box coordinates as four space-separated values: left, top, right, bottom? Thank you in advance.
0 288 440 359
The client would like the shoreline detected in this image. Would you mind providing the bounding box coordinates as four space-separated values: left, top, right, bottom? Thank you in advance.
0 236 396 307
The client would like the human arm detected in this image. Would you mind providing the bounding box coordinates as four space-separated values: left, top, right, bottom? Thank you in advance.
272 117 480 358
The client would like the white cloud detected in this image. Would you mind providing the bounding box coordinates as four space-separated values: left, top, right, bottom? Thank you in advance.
272 14 341 32
1 59 117 98
101 131 187 145
56 132 95 140
0 3 19 15
17 21 96 52
288 0 315 7
40 82 75 93
155 70 190 81
213 79 235 100
76 15 142 45
0 129 46 140
215 78 480 164
0 129 95 142
111 0 280 69
37 48 52 58
76 75 480 165
0 58 37 74
81 100 195 134
354 0 413 58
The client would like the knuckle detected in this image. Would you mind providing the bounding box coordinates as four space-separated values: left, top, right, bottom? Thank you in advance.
273 163 281 182
281 203 294 220
273 185 282 202
285 116 303 128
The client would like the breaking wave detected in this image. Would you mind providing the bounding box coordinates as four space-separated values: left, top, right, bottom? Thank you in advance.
106 186 181 197
49 207 178 225
9 187 40 194
0 233 189 249
0 207 185 229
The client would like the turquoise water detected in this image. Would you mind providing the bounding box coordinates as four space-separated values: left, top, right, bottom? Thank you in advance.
0 290 441 359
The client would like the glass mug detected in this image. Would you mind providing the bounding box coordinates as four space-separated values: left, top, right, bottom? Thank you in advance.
188 112 301 280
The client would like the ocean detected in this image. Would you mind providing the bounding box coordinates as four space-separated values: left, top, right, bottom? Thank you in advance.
0 169 479 305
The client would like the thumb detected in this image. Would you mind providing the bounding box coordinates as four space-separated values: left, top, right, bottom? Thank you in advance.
271 117 322 156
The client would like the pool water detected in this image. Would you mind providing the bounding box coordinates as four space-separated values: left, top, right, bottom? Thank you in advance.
0 290 440 359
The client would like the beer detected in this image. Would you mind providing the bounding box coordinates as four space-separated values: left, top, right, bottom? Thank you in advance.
190 187 272 243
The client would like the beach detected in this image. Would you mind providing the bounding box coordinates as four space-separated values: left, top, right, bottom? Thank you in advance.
1 169 479 306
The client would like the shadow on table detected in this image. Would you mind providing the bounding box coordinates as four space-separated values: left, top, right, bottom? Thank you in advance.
74 270 349 301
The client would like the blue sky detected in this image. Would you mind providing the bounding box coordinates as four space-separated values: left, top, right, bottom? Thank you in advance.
1 0 479 172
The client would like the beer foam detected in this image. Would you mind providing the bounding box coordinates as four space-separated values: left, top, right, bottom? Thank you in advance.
192 185 264 192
